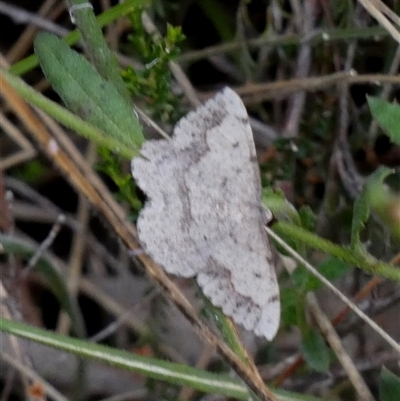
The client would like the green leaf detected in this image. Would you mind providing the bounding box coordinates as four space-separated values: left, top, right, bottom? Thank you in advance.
298 206 317 232
262 188 300 224
1 68 136 159
379 367 400 401
96 147 142 213
0 318 249 399
12 160 46 184
166 24 186 49
34 32 144 154
368 97 400 145
280 288 303 326
292 257 350 292
202 298 253 366
9 0 151 77
366 172 400 242
351 167 393 252
300 328 330 373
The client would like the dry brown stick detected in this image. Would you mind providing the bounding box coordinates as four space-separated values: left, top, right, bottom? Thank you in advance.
273 276 384 387
80 279 150 337
236 73 400 104
274 39 365 388
358 0 400 44
0 175 13 232
56 143 96 335
331 350 399 380
5 177 139 274
6 0 59 63
334 38 361 200
1 50 37 171
0 179 43 330
282 0 317 138
85 285 156 344
25 214 66 275
0 352 69 401
0 111 36 171
307 293 376 401
54 273 186 364
0 281 31 397
273 251 398 387
0 72 278 401
0 0 68 41
0 54 37 170
178 344 215 400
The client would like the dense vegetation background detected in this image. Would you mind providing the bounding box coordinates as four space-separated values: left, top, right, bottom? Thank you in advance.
1 1 400 401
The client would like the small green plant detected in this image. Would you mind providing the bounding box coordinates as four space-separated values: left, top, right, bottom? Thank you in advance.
122 12 185 122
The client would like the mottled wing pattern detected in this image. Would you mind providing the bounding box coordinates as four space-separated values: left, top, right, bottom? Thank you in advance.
131 88 280 340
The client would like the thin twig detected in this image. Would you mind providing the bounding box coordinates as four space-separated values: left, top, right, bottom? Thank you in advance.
3 0 65 63
87 289 157 343
134 106 170 140
265 226 400 356
283 0 317 138
0 0 60 29
178 344 214 400
307 293 376 401
0 352 70 401
0 281 31 396
24 214 66 275
56 143 96 335
237 73 400 103
0 111 36 171
358 0 400 44
177 27 388 64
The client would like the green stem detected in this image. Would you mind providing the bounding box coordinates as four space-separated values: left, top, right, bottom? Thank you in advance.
0 317 325 400
65 0 130 103
0 318 249 399
273 221 400 282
